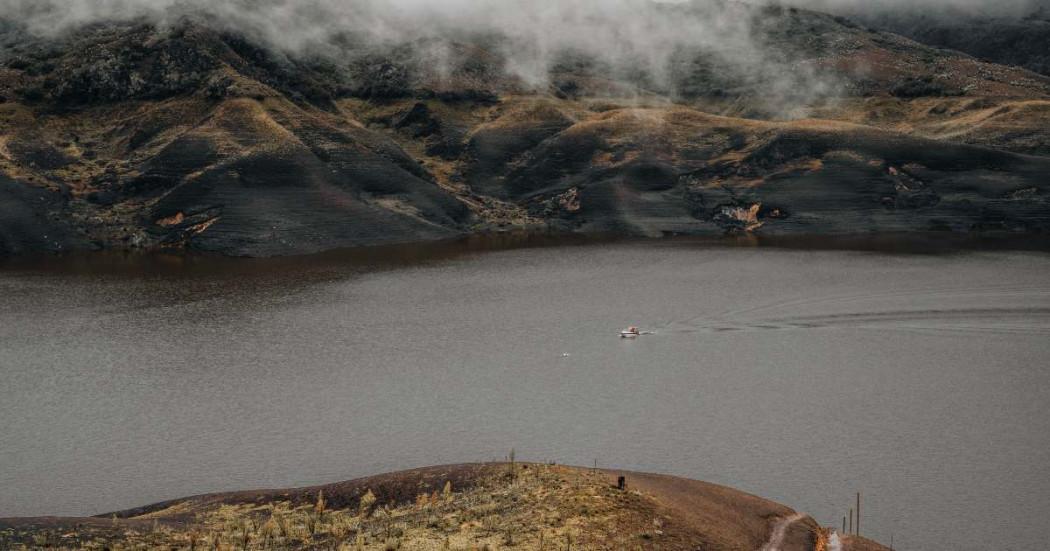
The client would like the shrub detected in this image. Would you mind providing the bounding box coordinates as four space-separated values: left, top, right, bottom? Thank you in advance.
360 489 378 518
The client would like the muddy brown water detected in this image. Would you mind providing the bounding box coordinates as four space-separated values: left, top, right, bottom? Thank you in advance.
2 235 1049 551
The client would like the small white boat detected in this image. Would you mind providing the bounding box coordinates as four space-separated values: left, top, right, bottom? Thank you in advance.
620 326 640 338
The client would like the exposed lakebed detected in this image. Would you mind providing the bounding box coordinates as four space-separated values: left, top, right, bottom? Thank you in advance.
2 235 1048 550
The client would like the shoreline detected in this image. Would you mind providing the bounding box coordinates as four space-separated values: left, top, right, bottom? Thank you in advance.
4 230 1050 275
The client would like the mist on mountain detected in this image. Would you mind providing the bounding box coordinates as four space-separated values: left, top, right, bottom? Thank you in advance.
0 0 856 109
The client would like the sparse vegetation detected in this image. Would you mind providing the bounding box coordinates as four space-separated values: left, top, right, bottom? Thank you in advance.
0 465 710 550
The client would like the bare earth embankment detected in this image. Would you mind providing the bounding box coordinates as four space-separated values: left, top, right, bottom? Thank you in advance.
0 463 888 550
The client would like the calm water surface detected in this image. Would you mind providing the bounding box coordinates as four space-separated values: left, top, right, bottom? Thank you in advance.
2 236 1049 550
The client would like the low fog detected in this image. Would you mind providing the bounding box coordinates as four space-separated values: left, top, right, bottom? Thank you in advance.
0 1 834 101
3 0 1044 40
0 0 1045 107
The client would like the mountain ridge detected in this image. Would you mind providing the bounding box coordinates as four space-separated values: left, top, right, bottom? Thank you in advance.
2 2 1049 257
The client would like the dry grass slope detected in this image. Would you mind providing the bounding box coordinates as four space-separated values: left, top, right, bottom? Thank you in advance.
0 464 890 551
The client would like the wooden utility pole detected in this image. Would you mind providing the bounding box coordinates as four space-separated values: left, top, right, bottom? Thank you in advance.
849 508 853 534
856 492 861 536
842 516 846 534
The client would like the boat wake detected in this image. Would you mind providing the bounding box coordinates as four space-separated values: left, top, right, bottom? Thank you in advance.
677 307 1050 336
664 285 1050 336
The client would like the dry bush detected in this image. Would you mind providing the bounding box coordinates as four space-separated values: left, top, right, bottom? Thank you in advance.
360 489 378 518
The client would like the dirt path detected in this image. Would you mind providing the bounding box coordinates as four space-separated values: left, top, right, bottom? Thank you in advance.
602 470 817 550
760 512 807 551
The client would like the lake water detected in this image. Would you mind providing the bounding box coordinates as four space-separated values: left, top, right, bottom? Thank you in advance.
2 235 1049 550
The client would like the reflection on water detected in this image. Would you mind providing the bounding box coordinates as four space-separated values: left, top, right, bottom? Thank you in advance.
0 232 613 279
4 231 1050 279
2 235 1049 551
